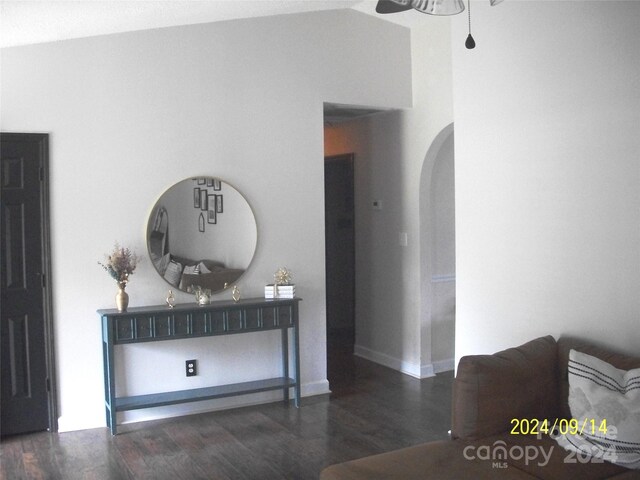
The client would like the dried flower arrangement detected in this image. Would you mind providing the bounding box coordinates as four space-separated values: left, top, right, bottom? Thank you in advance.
98 243 140 287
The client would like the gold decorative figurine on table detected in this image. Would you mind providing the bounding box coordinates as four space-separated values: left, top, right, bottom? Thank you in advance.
166 290 176 308
232 285 241 303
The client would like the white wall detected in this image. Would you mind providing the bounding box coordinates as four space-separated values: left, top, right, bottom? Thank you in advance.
453 1 640 361
324 19 455 377
0 10 412 431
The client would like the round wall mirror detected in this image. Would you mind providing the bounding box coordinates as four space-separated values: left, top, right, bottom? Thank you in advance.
147 177 257 293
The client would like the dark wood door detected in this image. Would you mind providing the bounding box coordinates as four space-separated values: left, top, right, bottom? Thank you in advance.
1 133 52 436
324 154 356 351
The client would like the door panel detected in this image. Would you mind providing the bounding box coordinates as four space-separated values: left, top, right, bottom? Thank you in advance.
1 133 51 436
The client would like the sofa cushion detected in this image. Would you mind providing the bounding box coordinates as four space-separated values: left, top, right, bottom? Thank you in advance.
319 440 538 480
452 335 560 441
554 349 640 470
480 432 636 480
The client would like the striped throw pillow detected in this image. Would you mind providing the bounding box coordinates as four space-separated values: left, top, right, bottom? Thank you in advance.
554 349 640 469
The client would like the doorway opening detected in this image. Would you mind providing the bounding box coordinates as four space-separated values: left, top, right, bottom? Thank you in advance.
420 123 456 374
324 154 356 382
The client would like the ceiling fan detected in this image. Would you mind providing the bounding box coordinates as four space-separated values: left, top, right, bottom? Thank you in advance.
375 0 504 49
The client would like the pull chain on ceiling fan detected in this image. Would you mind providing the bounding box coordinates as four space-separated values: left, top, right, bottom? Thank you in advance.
465 0 476 49
375 0 504 48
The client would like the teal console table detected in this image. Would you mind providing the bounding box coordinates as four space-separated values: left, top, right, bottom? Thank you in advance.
98 297 301 435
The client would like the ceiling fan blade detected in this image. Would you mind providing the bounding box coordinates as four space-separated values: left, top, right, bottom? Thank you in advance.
375 0 413 14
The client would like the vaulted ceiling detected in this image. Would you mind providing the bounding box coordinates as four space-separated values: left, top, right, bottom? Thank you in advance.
0 0 427 48
1 0 430 123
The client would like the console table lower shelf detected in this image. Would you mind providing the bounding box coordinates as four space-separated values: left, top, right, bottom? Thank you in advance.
114 377 297 411
99 297 301 435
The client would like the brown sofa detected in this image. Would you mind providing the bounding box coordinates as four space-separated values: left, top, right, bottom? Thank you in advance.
320 336 640 479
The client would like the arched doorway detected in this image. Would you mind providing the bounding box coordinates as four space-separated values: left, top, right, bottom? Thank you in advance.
419 123 456 373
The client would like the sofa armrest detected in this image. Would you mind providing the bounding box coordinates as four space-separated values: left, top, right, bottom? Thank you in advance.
451 335 560 440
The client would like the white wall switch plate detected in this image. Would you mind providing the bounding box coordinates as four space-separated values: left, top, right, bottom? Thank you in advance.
399 232 408 246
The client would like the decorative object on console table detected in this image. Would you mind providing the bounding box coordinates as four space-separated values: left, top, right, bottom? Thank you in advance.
267 267 294 298
115 284 128 312
232 285 241 302
98 243 140 312
193 286 211 305
265 284 296 299
274 267 293 285
165 290 175 308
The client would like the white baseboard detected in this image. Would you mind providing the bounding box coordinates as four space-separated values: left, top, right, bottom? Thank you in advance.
302 379 332 397
432 358 455 373
58 416 105 433
421 364 435 378
354 345 454 378
354 345 437 379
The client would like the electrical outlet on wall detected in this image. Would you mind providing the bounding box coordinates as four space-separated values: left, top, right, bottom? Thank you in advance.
186 359 197 377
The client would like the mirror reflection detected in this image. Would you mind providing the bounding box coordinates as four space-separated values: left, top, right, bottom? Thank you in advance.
147 177 257 293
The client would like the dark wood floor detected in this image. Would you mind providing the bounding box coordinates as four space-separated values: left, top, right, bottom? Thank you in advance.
1 352 453 480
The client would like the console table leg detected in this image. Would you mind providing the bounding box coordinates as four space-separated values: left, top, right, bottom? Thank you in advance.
110 410 117 435
281 328 290 404
102 315 118 435
293 322 301 408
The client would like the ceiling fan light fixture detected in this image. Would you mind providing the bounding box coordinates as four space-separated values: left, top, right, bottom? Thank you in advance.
376 0 414 14
412 0 465 16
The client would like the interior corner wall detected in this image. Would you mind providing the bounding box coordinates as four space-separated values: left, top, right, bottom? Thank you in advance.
453 1 640 362
324 19 454 378
0 10 412 432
